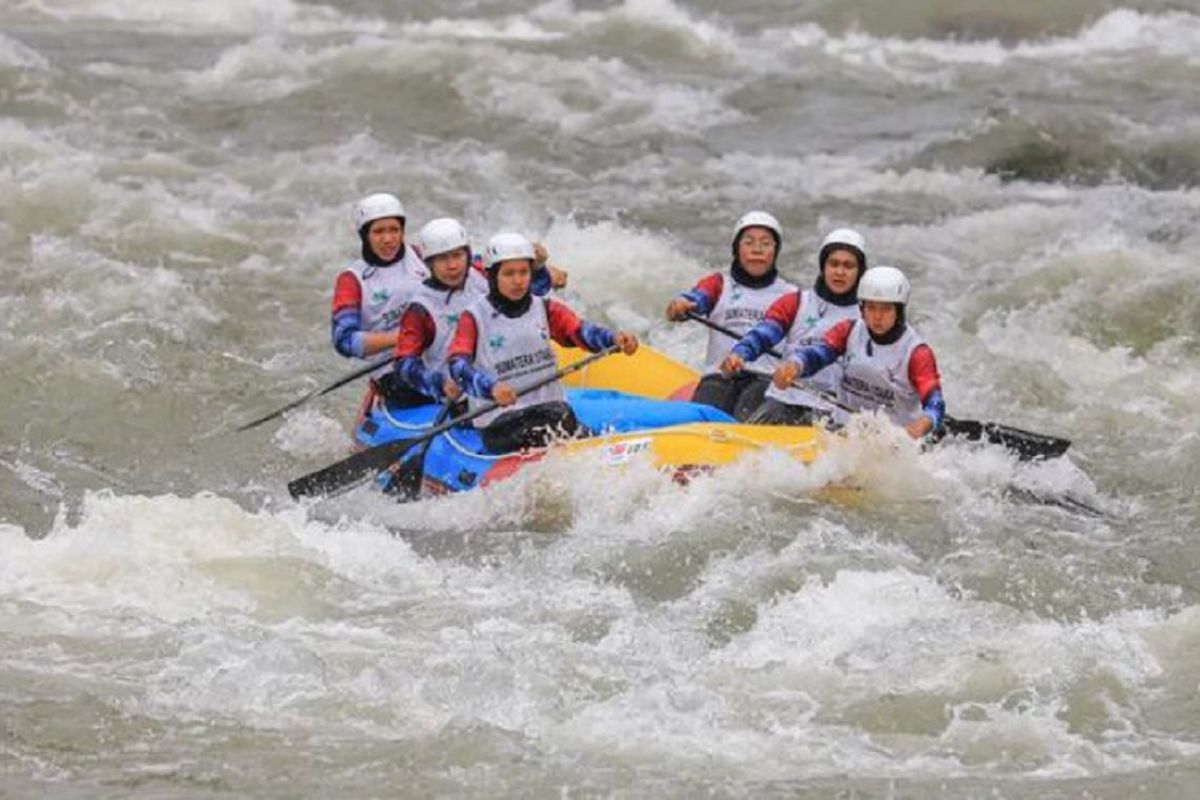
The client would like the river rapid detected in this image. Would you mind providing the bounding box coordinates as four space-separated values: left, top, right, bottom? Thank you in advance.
3 1 1200 797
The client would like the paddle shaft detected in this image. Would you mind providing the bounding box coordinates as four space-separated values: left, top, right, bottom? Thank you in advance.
684 311 857 414
388 399 457 500
288 345 620 499
683 311 1070 459
237 354 395 432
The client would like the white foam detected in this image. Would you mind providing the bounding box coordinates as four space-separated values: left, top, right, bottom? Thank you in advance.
272 409 351 459
0 458 64 498
755 9 1200 85
549 563 1193 778
452 46 741 137
11 0 358 35
0 33 50 70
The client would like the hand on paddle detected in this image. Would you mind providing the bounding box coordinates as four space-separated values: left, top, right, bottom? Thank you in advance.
442 376 462 401
615 331 639 355
720 353 744 376
905 416 934 440
665 298 697 321
492 383 519 406
772 359 800 390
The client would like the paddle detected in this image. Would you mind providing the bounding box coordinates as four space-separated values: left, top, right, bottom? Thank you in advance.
683 311 1071 460
236 355 395 432
287 345 620 499
383 399 456 501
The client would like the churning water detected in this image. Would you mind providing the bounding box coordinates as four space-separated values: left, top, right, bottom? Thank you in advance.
3 1 1200 797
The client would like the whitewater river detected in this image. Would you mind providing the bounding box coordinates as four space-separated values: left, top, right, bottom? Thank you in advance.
3 1 1200 797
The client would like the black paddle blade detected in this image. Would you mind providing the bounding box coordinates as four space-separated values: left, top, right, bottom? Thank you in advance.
287 436 422 499
943 417 1071 461
287 345 620 500
381 457 425 502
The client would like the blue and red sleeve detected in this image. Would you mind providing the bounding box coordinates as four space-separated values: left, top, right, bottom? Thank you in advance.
731 291 798 362
793 318 853 377
331 271 367 358
531 264 553 296
546 299 615 352
679 272 724 317
908 344 945 428
394 304 445 400
447 311 497 400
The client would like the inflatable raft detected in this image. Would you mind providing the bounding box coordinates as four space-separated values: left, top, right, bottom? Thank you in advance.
352 344 821 496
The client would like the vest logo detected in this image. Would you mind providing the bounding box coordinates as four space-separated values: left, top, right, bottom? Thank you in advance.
488 334 506 350
370 288 390 306
445 312 460 328
802 314 819 330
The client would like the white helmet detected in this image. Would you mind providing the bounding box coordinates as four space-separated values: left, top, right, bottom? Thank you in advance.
818 228 867 270
857 266 911 304
484 232 536 270
732 210 782 248
419 218 470 260
352 193 405 233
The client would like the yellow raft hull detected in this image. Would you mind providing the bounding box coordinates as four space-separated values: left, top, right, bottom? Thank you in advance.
555 341 699 401
559 421 820 468
552 342 821 469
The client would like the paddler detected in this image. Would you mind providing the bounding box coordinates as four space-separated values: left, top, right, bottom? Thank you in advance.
393 218 565 405
447 232 638 454
770 266 946 440
720 228 867 425
664 211 797 420
330 193 430 406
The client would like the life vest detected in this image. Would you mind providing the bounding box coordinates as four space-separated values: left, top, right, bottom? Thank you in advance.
465 297 562 427
407 271 488 373
343 247 428 378
839 321 926 426
703 270 795 376
766 289 860 412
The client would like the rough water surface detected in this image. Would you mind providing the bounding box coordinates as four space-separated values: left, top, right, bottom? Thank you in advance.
2 1 1199 797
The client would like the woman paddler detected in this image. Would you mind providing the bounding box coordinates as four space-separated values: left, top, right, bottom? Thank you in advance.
774 266 946 440
720 228 868 426
447 232 638 454
664 211 797 421
392 218 564 405
330 193 430 407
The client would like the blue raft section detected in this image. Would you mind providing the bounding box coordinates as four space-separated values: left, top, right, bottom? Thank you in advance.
354 388 734 493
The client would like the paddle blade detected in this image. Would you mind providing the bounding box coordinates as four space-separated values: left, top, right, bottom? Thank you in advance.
287 436 422 499
382 456 425 502
286 345 619 500
943 417 1070 461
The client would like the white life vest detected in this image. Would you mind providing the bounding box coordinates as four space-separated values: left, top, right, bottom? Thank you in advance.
343 247 428 378
465 297 563 427
838 321 926 426
703 270 796 376
406 271 488 374
766 289 860 412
